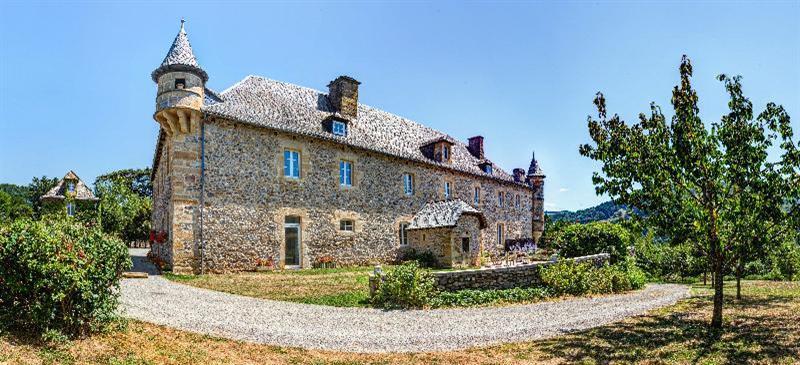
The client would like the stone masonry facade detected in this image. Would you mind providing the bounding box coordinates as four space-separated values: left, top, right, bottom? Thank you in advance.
148 22 546 273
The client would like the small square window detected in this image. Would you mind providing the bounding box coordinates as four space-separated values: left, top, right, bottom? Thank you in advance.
482 163 493 174
332 120 347 136
175 78 186 89
340 219 354 232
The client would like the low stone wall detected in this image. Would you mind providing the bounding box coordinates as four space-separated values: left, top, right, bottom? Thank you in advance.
431 253 610 292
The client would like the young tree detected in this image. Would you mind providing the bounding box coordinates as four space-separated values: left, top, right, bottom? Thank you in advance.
580 56 800 328
94 168 153 242
27 176 59 218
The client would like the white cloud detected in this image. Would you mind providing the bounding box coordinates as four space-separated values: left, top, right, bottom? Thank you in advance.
545 202 557 208
558 187 569 193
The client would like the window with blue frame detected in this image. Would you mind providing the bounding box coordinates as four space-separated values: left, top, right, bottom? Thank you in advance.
403 173 414 195
474 186 481 205
284 149 300 178
444 181 452 199
332 120 347 136
340 160 353 186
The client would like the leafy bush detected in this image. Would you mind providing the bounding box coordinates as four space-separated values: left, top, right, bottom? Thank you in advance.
0 219 131 338
765 240 800 281
633 235 704 281
399 248 439 268
558 222 631 263
429 287 551 308
371 262 436 309
540 258 647 296
540 260 595 295
622 257 648 290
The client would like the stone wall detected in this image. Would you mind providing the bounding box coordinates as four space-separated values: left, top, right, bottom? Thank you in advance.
431 253 610 291
407 215 482 268
150 140 172 265
193 118 535 272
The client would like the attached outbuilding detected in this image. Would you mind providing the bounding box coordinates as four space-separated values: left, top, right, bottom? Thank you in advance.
407 200 486 268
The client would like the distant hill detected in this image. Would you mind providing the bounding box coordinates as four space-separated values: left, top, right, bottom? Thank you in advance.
546 201 641 223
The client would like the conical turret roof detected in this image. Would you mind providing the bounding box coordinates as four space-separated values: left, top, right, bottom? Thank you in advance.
527 151 545 177
151 20 208 82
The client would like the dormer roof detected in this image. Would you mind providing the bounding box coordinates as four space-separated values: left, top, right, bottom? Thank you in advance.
151 20 208 83
40 171 98 201
407 199 487 230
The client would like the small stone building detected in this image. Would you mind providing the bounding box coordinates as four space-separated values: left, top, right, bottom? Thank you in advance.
40 171 98 217
148 21 546 273
407 200 487 268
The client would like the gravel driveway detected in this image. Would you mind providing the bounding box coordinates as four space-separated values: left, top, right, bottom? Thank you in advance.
120 268 689 353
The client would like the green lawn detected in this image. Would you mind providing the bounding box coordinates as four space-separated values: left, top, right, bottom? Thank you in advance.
164 266 380 307
3 280 798 364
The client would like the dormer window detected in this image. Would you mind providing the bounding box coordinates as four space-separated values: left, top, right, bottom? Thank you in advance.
442 145 450 161
67 181 76 193
175 78 186 89
481 163 493 175
332 120 348 136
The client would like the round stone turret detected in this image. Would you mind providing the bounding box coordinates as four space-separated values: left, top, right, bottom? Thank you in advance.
152 20 206 136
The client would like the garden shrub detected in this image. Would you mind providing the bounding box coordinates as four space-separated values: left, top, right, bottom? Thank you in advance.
371 262 436 309
429 287 551 308
540 258 647 296
0 219 131 338
399 248 439 268
539 260 594 295
558 222 631 263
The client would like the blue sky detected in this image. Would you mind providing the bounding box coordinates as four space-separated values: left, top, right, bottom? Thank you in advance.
1 1 798 211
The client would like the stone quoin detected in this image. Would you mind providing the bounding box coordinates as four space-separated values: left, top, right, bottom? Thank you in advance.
149 21 546 273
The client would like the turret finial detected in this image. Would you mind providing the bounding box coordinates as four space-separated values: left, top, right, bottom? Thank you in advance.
180 18 185 31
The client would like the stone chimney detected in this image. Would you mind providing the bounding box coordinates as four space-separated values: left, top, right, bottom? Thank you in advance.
467 136 484 159
328 76 360 120
513 168 526 183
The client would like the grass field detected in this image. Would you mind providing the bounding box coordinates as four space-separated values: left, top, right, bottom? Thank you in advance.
2 280 798 364
164 266 378 307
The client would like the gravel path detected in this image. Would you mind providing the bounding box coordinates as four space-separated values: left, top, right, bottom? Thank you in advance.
120 272 689 353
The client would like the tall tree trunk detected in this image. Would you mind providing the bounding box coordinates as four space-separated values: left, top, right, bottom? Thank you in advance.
736 259 743 300
708 209 724 329
703 271 707 286
712 259 724 328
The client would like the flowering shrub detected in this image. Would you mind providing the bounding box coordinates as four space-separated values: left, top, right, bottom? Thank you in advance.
0 219 130 338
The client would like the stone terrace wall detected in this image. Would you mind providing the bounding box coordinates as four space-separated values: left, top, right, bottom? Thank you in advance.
431 253 610 291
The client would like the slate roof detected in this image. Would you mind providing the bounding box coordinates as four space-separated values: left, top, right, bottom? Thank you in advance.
151 21 208 82
407 199 487 230
527 152 545 177
41 171 98 201
202 75 527 186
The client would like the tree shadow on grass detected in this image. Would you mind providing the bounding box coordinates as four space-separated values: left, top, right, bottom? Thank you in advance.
536 293 800 364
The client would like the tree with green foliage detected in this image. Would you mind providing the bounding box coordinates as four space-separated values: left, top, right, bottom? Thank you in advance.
94 168 152 243
0 184 34 223
27 176 59 219
580 56 800 328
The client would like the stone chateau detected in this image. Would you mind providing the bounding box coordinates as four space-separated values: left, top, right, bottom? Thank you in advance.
149 21 546 273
